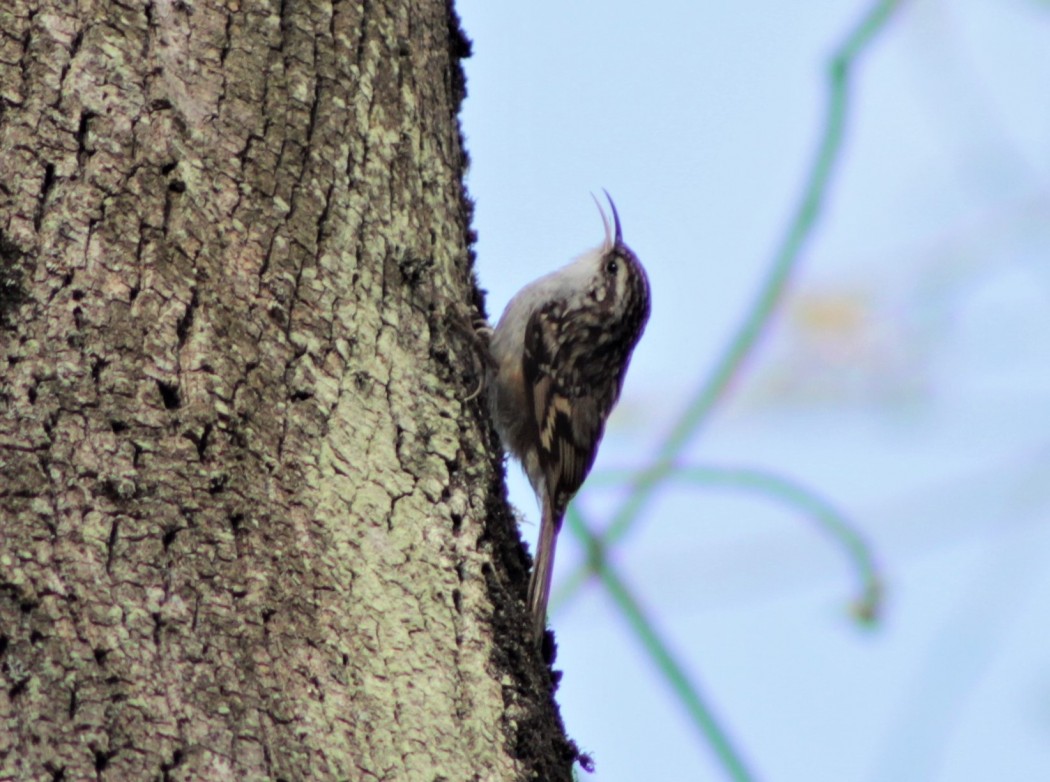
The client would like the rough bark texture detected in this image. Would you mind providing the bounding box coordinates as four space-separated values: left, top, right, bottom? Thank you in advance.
0 1 575 779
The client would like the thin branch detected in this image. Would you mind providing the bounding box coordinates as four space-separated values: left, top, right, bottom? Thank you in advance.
558 0 905 606
565 464 881 622
566 507 758 782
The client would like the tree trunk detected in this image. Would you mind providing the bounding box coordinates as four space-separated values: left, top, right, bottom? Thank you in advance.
0 1 575 779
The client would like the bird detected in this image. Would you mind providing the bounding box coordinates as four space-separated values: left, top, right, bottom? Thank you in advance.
487 193 650 641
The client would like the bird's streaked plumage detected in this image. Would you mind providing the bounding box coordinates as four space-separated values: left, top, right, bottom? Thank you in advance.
488 194 650 640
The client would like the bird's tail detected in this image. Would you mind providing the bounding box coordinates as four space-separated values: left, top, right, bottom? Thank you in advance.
527 495 561 641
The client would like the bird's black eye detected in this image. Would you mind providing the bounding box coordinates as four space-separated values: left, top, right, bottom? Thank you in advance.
605 258 619 275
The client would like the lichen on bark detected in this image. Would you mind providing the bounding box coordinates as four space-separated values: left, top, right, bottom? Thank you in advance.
0 1 575 780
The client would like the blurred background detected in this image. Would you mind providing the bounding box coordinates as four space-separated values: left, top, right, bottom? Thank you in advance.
456 0 1050 780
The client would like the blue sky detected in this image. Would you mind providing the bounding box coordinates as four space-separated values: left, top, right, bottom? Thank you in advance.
457 1 1050 779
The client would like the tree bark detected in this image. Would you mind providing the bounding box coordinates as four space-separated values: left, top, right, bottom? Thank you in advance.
0 1 575 779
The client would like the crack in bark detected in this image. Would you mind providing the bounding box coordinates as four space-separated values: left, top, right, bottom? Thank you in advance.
104 518 119 573
33 161 55 231
174 286 197 347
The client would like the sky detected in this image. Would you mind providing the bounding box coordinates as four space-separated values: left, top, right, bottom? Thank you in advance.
456 1 1050 780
